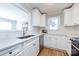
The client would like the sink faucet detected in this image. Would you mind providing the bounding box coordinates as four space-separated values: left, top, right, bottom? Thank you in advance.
23 27 26 36
22 22 28 36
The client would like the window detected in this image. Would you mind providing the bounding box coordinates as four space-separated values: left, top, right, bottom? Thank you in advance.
0 22 12 30
0 4 29 31
48 16 59 30
0 18 16 31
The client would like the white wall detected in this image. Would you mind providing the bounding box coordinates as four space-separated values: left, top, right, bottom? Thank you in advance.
0 3 29 30
47 12 79 37
0 4 42 40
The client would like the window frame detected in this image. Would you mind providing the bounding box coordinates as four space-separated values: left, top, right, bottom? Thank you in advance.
0 17 17 31
47 16 60 31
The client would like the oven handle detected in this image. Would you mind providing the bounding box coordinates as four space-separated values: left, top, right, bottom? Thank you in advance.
72 44 79 51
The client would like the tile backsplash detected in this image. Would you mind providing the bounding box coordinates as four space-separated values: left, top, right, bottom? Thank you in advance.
0 27 42 40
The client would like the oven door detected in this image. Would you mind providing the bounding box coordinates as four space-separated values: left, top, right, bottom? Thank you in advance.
72 44 79 56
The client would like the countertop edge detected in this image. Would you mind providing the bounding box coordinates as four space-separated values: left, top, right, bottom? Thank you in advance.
0 33 44 51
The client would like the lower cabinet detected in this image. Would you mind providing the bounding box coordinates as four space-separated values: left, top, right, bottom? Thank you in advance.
56 36 66 50
0 43 23 56
44 34 57 48
65 38 71 56
23 38 39 56
44 34 71 55
16 51 24 56
16 37 39 56
0 37 39 56
44 34 66 50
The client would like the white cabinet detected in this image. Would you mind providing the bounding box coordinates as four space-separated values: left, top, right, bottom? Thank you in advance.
65 38 71 56
0 37 39 56
23 37 39 56
0 43 23 56
57 36 66 50
72 4 79 25
16 51 24 56
32 8 41 26
44 34 57 48
16 37 39 56
44 34 66 50
32 8 46 27
64 4 79 26
64 8 72 26
40 13 46 27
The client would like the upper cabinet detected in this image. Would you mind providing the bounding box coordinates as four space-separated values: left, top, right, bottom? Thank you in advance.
31 8 46 27
64 4 79 26
72 4 79 25
40 13 46 27
64 8 72 26
32 8 41 26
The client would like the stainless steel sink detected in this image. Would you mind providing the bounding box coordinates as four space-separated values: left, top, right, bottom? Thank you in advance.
17 35 35 39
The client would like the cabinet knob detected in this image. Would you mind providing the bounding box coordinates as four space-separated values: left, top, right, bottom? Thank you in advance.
74 22 77 25
33 44 36 46
68 42 71 44
56 38 58 40
65 35 67 37
9 52 12 54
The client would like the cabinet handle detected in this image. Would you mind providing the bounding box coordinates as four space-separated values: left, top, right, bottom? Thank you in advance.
65 35 67 37
56 38 58 40
33 44 36 46
68 42 71 44
9 52 12 54
74 23 77 25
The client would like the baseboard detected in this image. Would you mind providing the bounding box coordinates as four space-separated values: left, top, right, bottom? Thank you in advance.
37 48 44 56
44 47 64 51
64 51 69 56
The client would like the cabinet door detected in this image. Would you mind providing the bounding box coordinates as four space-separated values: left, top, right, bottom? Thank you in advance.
23 38 39 56
1 43 23 56
56 36 66 50
44 34 57 49
64 8 72 26
32 8 41 26
72 4 79 25
16 51 24 56
66 39 71 56
31 38 39 56
40 14 46 27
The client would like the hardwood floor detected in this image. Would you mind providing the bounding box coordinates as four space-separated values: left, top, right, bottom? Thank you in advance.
38 48 68 56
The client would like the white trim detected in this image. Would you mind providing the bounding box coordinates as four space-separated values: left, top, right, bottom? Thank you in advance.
11 3 30 14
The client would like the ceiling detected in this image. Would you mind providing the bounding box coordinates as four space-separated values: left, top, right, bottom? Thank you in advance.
18 3 72 16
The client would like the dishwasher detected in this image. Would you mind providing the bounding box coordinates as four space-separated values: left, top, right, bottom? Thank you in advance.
39 34 44 51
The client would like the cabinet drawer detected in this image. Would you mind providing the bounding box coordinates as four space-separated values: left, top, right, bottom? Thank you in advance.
16 38 39 56
16 50 24 56
23 37 39 48
0 43 23 56
23 37 39 56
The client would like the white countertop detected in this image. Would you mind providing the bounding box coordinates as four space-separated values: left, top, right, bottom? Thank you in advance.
0 33 44 51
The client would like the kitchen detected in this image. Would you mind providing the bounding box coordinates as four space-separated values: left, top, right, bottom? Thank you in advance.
0 3 79 56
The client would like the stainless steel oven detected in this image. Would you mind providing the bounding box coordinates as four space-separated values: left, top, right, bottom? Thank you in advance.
70 37 79 56
72 44 79 56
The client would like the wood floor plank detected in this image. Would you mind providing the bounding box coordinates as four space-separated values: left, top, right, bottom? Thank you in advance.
38 48 67 56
